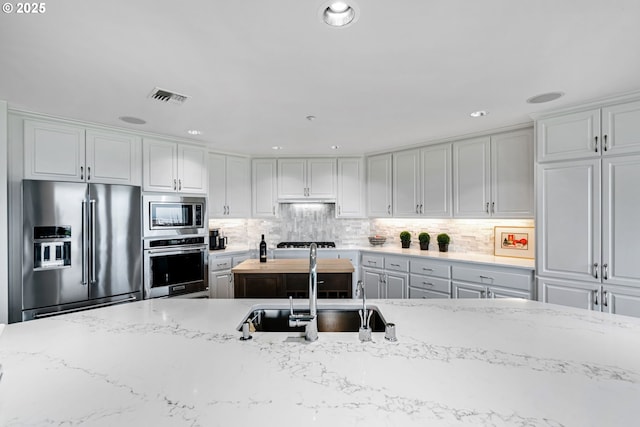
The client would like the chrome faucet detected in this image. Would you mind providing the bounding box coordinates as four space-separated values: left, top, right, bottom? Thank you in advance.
356 280 372 342
288 242 318 341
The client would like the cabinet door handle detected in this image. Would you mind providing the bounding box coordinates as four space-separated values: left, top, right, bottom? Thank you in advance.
595 136 599 153
272 205 276 215
178 179 182 191
338 205 341 215
416 204 420 214
603 263 608 280
593 289 599 306
419 204 423 214
485 202 489 213
486 288 492 298
389 263 400 267
80 166 84 180
491 202 495 214
367 260 377 265
387 205 391 215
87 166 91 181
602 290 608 307
593 262 599 279
603 134 608 152
173 179 177 190
422 281 433 287
422 268 433 272
479 275 494 281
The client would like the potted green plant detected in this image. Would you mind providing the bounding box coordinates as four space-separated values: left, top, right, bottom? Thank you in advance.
437 233 450 252
418 232 430 250
399 231 411 248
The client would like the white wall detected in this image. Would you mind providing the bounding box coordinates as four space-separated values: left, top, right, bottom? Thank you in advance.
1 100 8 324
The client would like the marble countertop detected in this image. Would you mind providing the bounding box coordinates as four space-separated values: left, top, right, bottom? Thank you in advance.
210 245 534 269
1 298 639 426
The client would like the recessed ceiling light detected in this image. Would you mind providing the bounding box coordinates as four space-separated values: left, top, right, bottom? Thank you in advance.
470 110 488 118
272 146 283 150
118 116 146 125
526 91 565 104
306 115 316 121
187 129 202 135
330 145 341 150
322 1 356 27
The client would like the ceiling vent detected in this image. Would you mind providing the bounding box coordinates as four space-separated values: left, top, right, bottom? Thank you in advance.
148 87 189 105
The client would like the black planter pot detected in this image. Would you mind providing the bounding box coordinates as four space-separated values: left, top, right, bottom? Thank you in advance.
419 242 429 251
438 243 449 252
401 241 411 249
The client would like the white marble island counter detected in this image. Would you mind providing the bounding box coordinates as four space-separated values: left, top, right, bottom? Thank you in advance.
1 298 639 426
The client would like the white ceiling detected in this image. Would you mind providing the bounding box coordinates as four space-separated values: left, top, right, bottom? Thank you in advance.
2 0 640 156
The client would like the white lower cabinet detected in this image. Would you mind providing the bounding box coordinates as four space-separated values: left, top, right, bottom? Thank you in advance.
360 253 408 299
539 276 640 317
451 264 534 300
409 258 451 299
209 252 250 298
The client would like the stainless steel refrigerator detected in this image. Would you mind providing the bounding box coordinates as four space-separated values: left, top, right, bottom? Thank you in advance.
22 180 142 321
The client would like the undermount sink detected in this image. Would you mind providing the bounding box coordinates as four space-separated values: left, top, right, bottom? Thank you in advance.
237 304 387 333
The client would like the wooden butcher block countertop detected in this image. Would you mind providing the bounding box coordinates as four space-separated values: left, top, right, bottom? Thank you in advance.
232 258 354 274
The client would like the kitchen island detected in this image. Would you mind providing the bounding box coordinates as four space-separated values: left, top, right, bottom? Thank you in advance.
1 298 639 426
233 258 354 298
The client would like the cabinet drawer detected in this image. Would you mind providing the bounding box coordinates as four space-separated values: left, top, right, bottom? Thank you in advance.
452 266 531 292
362 254 384 269
210 257 232 271
410 259 450 278
409 275 451 294
385 256 409 272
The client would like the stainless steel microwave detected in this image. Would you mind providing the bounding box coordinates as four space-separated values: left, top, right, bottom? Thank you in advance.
143 195 206 237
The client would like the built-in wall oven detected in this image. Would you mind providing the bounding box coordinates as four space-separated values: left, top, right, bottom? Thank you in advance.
143 236 209 299
143 194 208 299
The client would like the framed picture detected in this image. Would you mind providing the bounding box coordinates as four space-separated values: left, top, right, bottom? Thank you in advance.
494 226 535 259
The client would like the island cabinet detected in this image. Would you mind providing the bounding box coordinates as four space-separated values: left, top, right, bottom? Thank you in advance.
24 119 141 185
451 264 534 299
232 259 353 299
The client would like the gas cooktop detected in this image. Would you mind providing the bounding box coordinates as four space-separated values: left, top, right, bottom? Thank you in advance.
276 241 336 249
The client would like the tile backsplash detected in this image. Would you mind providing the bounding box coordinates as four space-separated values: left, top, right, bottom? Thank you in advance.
209 204 534 254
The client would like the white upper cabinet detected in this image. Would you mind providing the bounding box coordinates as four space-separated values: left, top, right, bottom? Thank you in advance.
393 149 421 216
277 158 336 200
453 129 533 218
208 154 250 218
24 119 141 185
252 158 278 218
453 137 491 217
336 158 366 218
421 144 452 217
392 144 452 218
366 153 392 217
143 138 207 194
537 100 640 162
491 129 534 217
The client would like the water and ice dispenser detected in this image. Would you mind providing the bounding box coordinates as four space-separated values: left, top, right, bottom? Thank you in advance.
33 226 72 270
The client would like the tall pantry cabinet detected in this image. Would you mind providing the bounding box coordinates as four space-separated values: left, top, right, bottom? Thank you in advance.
536 99 640 317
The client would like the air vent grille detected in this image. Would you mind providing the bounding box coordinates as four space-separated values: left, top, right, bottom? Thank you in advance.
148 87 189 105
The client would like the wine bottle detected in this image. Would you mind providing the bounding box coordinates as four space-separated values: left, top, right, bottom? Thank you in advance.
259 234 267 263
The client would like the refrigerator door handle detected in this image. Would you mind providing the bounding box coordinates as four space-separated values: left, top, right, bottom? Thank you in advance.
82 199 88 286
90 199 97 284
